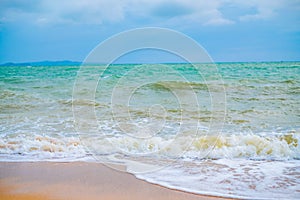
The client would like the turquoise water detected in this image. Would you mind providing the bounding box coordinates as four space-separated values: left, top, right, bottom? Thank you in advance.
0 62 299 199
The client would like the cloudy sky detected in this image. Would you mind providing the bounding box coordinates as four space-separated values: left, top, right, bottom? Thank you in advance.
0 0 299 63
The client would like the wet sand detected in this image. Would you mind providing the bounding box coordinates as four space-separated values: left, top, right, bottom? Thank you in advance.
0 162 235 200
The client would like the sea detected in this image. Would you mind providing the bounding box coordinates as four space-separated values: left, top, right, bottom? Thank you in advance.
0 62 299 199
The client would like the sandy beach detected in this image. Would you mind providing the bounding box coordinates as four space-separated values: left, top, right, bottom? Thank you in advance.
0 162 235 200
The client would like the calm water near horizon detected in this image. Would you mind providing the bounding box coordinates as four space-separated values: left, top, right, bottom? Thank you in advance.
0 62 299 199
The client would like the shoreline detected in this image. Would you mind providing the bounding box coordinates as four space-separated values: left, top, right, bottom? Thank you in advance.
0 161 235 200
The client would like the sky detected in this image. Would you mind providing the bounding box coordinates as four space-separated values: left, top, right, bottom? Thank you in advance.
0 0 300 63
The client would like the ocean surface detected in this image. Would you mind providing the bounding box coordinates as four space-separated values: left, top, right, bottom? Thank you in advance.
0 62 299 199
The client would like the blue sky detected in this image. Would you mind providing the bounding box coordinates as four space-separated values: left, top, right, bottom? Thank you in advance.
0 0 299 63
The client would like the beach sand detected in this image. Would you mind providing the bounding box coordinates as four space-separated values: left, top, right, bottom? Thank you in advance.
0 162 235 200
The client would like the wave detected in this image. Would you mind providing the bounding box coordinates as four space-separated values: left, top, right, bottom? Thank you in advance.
2 130 298 161
190 133 299 160
148 81 208 91
0 134 86 160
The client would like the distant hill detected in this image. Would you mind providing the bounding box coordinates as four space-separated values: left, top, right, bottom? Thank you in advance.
0 60 82 66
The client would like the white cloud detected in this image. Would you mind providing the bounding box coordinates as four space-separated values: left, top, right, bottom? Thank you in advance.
0 0 127 25
0 0 234 26
205 17 234 26
38 0 126 24
0 0 298 26
238 1 282 21
176 0 235 26
222 0 299 22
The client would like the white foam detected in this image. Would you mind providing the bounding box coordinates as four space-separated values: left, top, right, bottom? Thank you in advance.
134 159 300 199
1 131 299 162
82 132 300 161
0 134 87 161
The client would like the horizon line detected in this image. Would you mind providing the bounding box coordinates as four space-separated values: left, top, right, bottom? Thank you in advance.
1 60 299 66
